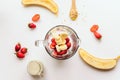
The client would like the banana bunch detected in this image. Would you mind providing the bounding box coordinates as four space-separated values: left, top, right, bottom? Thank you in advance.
78 48 120 70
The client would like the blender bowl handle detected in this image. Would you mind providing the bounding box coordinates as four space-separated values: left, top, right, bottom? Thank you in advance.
35 40 44 47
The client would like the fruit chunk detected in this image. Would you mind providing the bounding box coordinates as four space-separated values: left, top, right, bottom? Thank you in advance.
93 31 102 39
90 24 99 32
59 32 68 40
22 0 58 14
66 42 71 49
78 48 120 70
65 37 70 44
59 50 67 55
32 14 40 22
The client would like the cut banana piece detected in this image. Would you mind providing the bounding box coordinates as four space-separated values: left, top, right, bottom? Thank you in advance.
22 0 58 14
59 32 68 40
78 48 120 70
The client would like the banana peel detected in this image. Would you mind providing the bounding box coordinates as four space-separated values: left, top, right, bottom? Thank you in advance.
22 0 58 14
78 48 120 70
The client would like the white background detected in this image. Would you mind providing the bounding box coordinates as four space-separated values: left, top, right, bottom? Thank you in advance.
0 0 120 80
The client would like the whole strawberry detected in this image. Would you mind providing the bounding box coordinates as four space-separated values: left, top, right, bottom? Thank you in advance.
15 43 21 52
28 23 36 29
16 52 25 58
93 31 102 39
20 47 27 54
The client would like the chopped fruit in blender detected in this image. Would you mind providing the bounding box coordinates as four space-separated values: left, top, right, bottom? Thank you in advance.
32 14 40 22
51 38 56 43
66 42 71 49
50 32 71 56
20 47 28 54
65 37 70 43
28 23 36 29
15 43 21 52
50 42 56 49
58 50 67 55
55 45 61 52
90 24 99 32
59 44 67 51
16 52 25 58
59 32 68 40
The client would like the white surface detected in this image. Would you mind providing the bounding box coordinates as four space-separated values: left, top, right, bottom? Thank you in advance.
0 0 120 80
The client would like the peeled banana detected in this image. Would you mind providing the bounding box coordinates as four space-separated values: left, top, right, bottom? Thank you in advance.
22 0 58 14
78 48 120 70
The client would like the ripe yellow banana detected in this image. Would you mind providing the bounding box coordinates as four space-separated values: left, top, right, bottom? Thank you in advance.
22 0 58 14
78 48 120 70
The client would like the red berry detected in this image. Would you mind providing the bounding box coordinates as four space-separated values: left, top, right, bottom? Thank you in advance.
52 50 58 56
50 42 56 49
66 42 71 49
15 43 21 52
58 50 67 55
28 23 36 29
65 37 70 43
20 47 27 54
51 38 56 43
93 31 102 39
16 52 25 58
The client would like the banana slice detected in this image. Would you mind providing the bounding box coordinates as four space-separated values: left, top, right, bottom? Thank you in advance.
78 48 120 70
59 32 68 40
59 44 67 50
22 0 58 14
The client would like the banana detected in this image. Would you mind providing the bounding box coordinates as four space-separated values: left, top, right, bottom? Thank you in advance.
59 32 68 40
22 0 58 14
78 48 120 70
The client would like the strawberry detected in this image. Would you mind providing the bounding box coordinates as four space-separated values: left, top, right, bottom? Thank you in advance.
93 31 102 39
65 37 70 44
51 38 56 43
15 43 21 52
50 42 56 49
66 42 71 49
28 23 36 29
52 50 58 56
58 50 67 55
50 38 57 49
90 24 99 32
20 47 27 54
32 14 40 22
16 52 25 58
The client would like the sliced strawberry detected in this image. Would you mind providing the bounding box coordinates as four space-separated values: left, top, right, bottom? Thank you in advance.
65 37 70 44
50 42 56 49
66 42 71 49
59 50 67 55
51 38 56 43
